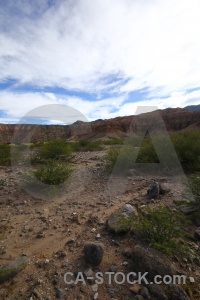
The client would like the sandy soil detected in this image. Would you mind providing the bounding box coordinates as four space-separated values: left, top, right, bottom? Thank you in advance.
0 150 199 300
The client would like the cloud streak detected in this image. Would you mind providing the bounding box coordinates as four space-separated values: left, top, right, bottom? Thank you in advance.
0 0 200 122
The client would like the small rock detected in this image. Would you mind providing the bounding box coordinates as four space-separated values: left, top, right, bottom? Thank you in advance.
107 288 119 297
189 277 195 283
130 284 141 294
36 232 45 238
84 268 93 278
32 288 42 299
98 219 104 225
55 249 67 259
65 239 75 245
91 284 98 292
83 242 104 266
56 288 64 298
93 292 98 300
140 287 150 299
109 265 118 272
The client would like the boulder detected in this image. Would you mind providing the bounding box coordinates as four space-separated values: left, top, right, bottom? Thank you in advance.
132 245 176 281
107 204 137 233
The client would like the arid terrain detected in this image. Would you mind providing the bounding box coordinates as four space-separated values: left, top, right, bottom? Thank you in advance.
0 146 200 300
0 107 200 299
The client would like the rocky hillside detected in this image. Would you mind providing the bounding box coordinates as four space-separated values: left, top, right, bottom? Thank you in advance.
0 107 200 143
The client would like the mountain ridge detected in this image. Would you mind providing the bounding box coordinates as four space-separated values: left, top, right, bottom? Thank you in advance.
0 107 200 143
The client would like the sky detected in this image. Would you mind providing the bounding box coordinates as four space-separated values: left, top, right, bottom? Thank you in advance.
0 0 200 124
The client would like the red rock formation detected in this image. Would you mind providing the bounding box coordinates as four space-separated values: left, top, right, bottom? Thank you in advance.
0 108 199 143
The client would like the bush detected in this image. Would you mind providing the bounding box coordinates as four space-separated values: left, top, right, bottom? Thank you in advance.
20 160 72 199
0 144 11 166
104 129 200 174
34 160 72 185
102 138 124 145
30 142 44 149
188 173 200 205
171 129 200 171
104 146 138 174
35 140 72 161
72 139 103 152
133 206 190 255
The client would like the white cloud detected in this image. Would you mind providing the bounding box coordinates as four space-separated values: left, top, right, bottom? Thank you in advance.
1 0 200 94
0 90 125 123
0 0 200 123
0 88 199 124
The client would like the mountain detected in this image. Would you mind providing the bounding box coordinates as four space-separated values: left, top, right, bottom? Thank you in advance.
0 107 200 143
184 104 200 111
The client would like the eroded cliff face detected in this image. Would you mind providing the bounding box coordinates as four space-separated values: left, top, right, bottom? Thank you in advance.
0 108 199 143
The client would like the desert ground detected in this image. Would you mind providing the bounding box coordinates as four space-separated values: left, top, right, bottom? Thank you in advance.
0 147 200 300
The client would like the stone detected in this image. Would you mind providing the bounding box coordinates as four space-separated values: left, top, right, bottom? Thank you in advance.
180 206 198 215
84 268 93 278
107 288 119 297
107 204 137 233
55 288 64 298
129 284 141 294
0 256 29 283
93 292 98 300
132 245 176 282
32 288 42 299
147 285 168 300
189 277 195 283
109 265 118 272
140 287 150 299
147 181 160 199
91 283 98 292
83 242 104 266
167 284 190 300
36 232 45 238
120 204 136 216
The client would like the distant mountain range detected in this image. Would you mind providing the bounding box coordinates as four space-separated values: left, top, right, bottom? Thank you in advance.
0 107 200 143
184 104 200 111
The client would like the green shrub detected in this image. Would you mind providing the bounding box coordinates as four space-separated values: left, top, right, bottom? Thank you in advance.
74 139 103 152
35 140 72 161
102 138 124 145
30 142 44 149
104 129 200 174
188 173 200 206
21 160 72 199
104 146 138 174
34 160 72 185
0 144 11 166
133 206 190 255
171 129 200 171
136 137 159 163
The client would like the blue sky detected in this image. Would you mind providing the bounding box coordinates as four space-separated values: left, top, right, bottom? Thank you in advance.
1 0 200 124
